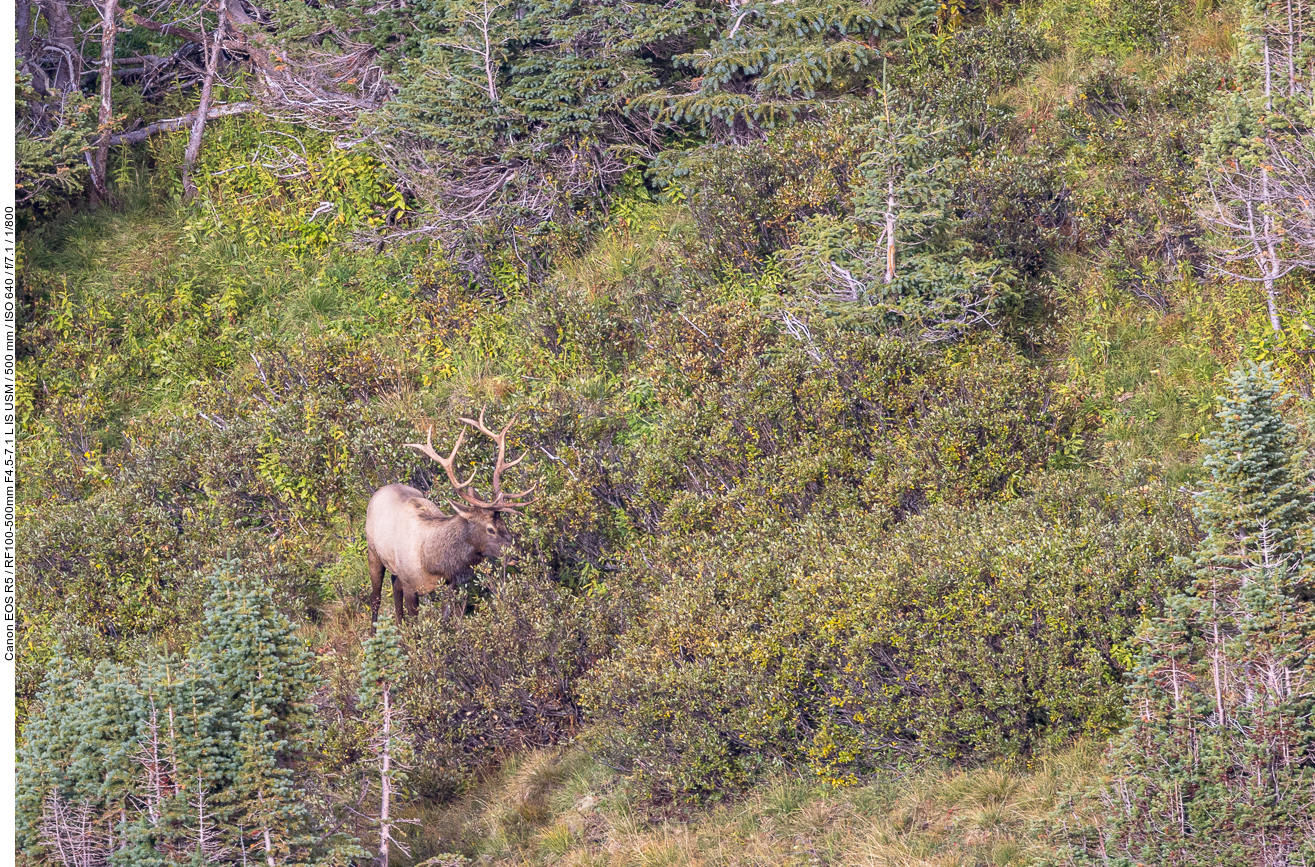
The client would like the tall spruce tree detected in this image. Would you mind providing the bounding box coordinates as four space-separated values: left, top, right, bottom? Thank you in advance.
1103 363 1315 865
197 567 317 866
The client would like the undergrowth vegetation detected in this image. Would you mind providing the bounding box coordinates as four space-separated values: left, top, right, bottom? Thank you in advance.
400 742 1109 866
15 0 1315 862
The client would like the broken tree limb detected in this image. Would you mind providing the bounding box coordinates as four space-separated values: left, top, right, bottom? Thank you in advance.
109 102 256 146
182 0 228 203
117 9 206 45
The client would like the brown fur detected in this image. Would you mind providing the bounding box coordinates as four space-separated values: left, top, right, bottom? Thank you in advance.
365 483 513 624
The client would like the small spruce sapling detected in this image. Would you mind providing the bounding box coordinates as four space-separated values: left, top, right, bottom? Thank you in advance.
358 622 416 867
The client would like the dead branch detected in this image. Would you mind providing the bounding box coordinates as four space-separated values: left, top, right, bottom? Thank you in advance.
117 8 205 45
182 0 229 202
109 102 256 145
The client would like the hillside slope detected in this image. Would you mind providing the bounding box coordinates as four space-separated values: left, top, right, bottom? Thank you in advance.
15 0 1315 863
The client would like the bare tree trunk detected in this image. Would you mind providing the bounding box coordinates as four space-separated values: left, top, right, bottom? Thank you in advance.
479 0 499 103
1211 613 1226 726
379 681 392 867
17 1 34 66
37 0 82 94
883 179 896 284
182 0 228 204
1286 0 1297 98
439 0 507 104
89 0 119 206
1260 167 1283 332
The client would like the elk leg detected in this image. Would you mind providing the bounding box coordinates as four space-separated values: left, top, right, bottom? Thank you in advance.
403 587 420 618
367 547 386 626
393 578 406 621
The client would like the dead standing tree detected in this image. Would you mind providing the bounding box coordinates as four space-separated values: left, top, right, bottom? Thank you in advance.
38 794 109 867
181 0 228 202
17 0 390 210
1204 157 1315 334
1200 0 1313 333
89 0 118 205
438 0 512 105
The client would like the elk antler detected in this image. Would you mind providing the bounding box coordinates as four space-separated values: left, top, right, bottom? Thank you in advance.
403 426 484 510
403 410 536 513
458 408 537 513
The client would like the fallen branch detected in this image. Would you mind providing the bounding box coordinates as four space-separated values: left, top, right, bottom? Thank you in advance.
118 9 205 45
109 102 256 145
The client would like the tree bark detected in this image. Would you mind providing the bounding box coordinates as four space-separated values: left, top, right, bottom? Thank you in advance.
17 1 34 66
182 0 228 203
36 0 82 94
110 102 256 146
1260 167 1283 333
379 682 392 867
90 0 120 206
883 179 896 284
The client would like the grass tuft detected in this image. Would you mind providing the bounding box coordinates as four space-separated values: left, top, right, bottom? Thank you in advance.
398 743 1105 865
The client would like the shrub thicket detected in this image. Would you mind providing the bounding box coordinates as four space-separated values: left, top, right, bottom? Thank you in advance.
583 472 1192 801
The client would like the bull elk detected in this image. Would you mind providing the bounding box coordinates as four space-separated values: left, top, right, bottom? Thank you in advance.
366 410 535 625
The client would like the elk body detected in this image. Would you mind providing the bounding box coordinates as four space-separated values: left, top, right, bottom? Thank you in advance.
366 411 534 624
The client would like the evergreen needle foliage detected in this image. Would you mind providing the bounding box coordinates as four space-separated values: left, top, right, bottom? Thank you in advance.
17 568 336 866
1099 364 1315 865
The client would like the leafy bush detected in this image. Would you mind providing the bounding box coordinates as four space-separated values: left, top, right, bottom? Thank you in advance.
632 322 1086 527
664 112 872 268
401 567 624 796
582 472 1193 801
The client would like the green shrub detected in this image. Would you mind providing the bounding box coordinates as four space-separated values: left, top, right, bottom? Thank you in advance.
582 472 1193 802
632 322 1086 527
664 113 871 268
401 566 624 796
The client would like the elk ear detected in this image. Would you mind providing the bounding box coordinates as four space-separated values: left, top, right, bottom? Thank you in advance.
447 500 474 519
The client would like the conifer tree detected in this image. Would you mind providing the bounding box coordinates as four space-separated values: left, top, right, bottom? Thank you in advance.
785 89 1017 339
358 623 415 867
17 651 95 858
197 567 317 866
1104 362 1315 865
1201 0 1315 332
77 661 142 860
642 0 931 133
16 567 332 867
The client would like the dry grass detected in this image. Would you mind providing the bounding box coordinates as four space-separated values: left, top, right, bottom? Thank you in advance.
397 742 1107 866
